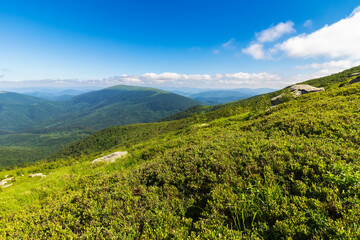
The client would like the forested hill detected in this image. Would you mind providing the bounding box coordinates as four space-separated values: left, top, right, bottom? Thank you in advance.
0 91 67 131
0 85 200 168
1 67 360 238
30 85 201 130
0 85 201 132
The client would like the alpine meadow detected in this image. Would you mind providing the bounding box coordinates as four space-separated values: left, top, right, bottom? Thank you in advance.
1 1 360 239
1 66 360 239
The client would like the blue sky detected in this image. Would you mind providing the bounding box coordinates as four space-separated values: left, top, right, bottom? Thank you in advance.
0 0 359 89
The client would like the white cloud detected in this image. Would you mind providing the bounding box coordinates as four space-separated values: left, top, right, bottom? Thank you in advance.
303 20 313 28
242 44 266 59
0 72 285 89
256 21 295 43
275 8 360 61
242 21 295 59
295 60 355 70
294 59 360 81
350 6 360 17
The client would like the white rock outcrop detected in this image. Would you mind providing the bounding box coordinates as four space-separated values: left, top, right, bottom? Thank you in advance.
28 173 46 178
92 151 128 164
271 84 325 106
289 84 325 97
0 177 13 186
349 72 360 77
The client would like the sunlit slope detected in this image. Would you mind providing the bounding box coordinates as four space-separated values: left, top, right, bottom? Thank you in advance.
1 69 360 238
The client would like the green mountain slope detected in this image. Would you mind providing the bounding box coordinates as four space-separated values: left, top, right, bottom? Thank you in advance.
0 91 66 131
1 67 360 238
33 85 201 130
0 85 200 168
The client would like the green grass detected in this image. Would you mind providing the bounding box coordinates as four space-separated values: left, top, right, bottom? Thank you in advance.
1 67 360 238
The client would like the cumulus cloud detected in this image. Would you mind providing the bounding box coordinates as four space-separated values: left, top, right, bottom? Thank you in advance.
242 21 295 59
275 8 360 61
350 6 360 17
256 21 295 43
295 60 355 70
222 38 236 49
0 72 285 89
242 44 266 59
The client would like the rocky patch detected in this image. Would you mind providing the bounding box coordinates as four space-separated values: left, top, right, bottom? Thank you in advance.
29 173 46 178
92 151 128 164
348 72 360 77
271 84 325 106
0 177 13 187
289 85 325 97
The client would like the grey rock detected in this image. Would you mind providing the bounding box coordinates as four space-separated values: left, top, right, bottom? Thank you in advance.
92 151 128 164
271 94 284 106
271 84 325 106
2 183 12 188
0 177 13 186
348 72 360 77
29 173 46 178
289 85 325 97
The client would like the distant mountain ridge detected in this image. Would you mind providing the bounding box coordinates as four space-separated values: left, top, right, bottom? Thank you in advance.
0 85 200 167
33 85 201 130
0 85 200 132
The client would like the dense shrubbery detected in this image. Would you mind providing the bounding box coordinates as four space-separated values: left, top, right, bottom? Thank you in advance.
1 68 360 238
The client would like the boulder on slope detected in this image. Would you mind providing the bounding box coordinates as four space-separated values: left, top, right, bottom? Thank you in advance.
92 151 128 164
289 84 325 97
29 173 46 178
348 72 360 77
271 84 325 106
271 94 285 106
0 177 13 186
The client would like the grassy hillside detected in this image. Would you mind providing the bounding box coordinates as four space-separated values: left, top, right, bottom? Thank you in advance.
1 67 360 238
